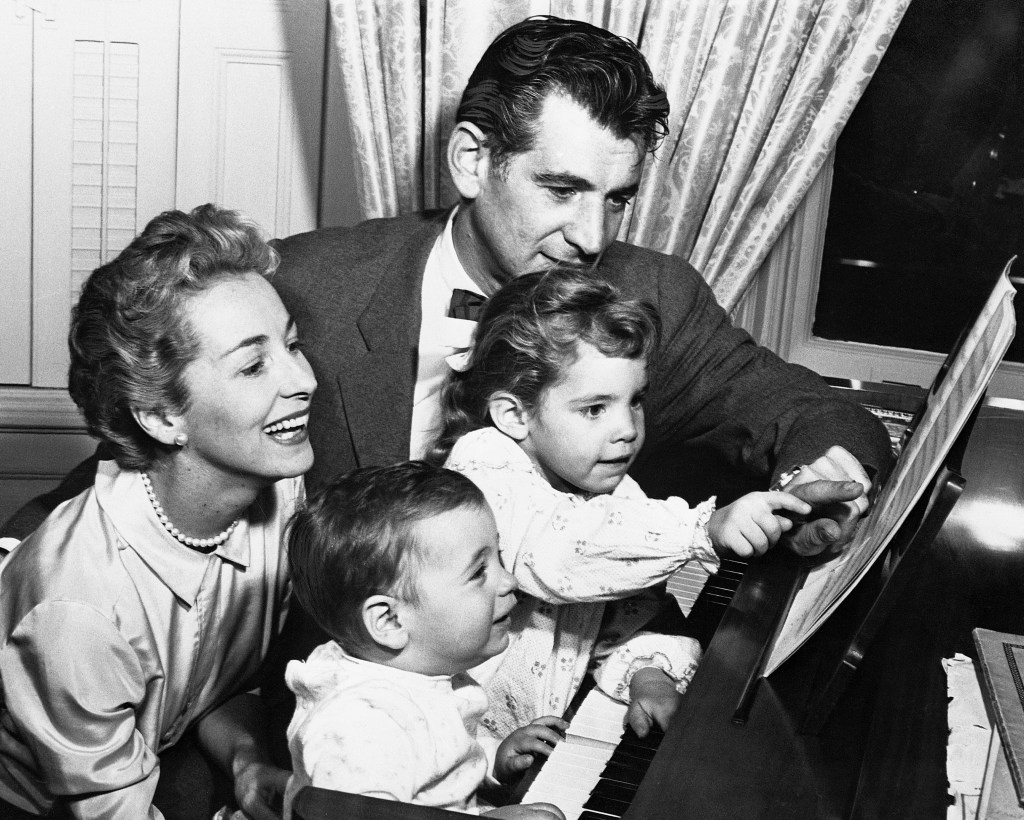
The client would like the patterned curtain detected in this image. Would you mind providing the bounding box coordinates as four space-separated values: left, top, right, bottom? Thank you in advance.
330 0 909 310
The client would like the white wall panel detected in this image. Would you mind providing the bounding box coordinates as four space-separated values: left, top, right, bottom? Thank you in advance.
176 0 327 239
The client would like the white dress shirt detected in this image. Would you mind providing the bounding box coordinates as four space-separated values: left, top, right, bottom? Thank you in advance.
409 207 483 459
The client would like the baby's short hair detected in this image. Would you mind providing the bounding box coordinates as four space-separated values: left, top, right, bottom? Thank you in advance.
288 461 488 654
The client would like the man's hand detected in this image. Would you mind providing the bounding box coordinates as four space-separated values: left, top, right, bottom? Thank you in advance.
494 715 568 783
626 667 682 738
782 446 873 557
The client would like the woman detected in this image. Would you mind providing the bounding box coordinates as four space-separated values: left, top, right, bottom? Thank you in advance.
0 204 316 819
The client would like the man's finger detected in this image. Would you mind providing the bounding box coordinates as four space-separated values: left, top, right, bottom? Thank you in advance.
788 479 864 507
788 517 842 557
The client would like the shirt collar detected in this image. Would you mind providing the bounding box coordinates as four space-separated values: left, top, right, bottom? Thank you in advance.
94 460 251 606
437 206 483 298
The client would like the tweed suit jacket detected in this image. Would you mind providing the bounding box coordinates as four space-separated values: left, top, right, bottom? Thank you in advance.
270 209 893 503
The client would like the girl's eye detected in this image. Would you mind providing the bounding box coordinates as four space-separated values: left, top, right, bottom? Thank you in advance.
583 405 604 418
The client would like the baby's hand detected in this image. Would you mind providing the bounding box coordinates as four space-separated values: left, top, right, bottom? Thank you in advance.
483 802 567 819
494 715 568 783
708 491 812 558
626 666 682 737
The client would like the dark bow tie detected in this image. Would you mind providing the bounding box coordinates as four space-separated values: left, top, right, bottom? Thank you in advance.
448 288 487 321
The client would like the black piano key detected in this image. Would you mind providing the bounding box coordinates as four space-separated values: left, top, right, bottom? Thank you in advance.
591 780 638 802
582 792 633 816
600 759 645 786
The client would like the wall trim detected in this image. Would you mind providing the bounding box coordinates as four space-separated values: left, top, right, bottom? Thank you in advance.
0 388 86 430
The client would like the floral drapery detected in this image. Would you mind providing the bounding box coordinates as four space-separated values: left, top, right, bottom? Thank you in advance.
330 0 909 310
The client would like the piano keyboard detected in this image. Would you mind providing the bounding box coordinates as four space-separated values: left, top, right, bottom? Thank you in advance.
521 688 631 818
520 558 748 819
666 556 746 616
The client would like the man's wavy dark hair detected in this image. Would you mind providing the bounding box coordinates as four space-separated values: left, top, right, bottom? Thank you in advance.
456 15 670 169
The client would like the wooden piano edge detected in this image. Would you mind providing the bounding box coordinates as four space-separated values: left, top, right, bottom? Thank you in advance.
292 785 467 819
623 548 809 819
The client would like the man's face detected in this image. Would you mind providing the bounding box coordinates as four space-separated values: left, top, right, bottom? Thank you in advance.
455 93 646 293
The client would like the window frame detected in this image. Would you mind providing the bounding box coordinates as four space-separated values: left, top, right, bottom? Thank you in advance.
735 152 1024 400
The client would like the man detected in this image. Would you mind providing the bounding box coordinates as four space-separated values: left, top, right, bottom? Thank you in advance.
272 15 891 538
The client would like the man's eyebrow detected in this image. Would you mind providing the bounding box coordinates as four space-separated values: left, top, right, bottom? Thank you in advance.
534 171 593 190
220 317 296 359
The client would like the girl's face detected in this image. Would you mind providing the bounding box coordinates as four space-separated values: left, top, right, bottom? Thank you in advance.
172 273 317 488
520 342 647 495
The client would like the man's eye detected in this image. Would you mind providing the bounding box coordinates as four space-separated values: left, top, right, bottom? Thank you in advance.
631 393 646 408
609 195 634 211
287 337 304 354
472 564 487 581
549 186 576 200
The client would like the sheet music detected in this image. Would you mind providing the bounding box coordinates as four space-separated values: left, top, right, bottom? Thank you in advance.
765 261 1017 675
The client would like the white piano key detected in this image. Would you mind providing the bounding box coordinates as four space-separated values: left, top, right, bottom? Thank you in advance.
666 563 711 616
522 689 628 818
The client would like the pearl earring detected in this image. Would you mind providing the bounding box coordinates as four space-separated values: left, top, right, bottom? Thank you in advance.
173 433 188 447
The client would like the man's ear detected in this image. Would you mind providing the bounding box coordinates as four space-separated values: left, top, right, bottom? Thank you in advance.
448 121 491 201
362 594 409 651
487 392 530 442
131 406 186 448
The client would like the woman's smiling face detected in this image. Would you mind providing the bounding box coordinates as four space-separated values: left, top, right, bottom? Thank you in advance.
173 273 317 486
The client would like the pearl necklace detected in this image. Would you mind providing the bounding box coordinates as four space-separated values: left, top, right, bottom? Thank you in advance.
140 472 240 552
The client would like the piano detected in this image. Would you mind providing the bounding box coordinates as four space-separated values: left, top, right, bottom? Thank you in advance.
293 383 1024 820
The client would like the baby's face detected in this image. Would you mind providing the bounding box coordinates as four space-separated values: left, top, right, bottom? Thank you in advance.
400 503 518 676
520 342 648 495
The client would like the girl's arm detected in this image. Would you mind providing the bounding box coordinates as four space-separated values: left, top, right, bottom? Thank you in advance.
448 430 718 604
589 592 701 736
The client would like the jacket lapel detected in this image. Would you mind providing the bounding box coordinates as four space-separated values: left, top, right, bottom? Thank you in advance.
338 214 447 467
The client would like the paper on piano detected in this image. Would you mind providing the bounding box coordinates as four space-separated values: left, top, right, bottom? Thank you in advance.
973 628 1024 814
765 262 1017 675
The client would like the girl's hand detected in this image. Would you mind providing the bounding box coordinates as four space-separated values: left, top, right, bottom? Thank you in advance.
494 715 568 783
626 667 682 737
708 491 812 558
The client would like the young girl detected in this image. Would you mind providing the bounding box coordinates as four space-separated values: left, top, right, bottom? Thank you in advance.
428 269 811 742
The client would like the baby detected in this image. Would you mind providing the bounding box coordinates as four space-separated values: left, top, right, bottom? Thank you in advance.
283 461 567 819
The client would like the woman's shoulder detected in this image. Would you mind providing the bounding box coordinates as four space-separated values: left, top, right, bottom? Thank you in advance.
0 485 127 630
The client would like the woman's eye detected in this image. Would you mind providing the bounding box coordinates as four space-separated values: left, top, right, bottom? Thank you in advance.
288 338 303 353
241 359 265 377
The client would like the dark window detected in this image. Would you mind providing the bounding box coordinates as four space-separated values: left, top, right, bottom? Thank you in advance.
814 0 1024 363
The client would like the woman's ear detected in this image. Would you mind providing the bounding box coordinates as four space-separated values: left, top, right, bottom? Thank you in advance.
487 392 530 442
131 406 186 448
448 121 491 201
362 594 409 652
